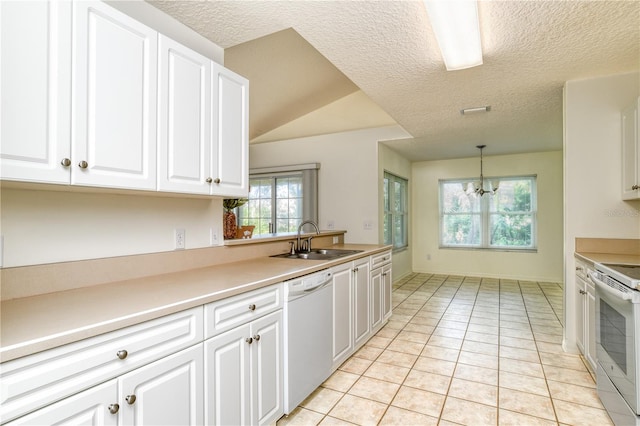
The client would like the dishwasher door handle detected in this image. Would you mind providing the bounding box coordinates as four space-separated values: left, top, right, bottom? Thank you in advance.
304 280 332 292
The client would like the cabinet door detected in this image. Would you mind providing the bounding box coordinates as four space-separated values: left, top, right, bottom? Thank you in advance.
575 275 586 354
5 379 118 426
210 63 249 197
332 262 353 366
157 35 211 194
370 267 383 331
204 324 251 426
72 0 157 190
0 0 71 184
353 258 371 348
622 98 639 200
586 281 597 371
119 344 203 426
382 263 393 320
251 311 283 426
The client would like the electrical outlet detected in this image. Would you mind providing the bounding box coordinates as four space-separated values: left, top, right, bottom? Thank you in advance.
210 227 219 245
333 236 339 244
427 254 431 260
175 228 185 250
327 220 335 230
363 220 373 230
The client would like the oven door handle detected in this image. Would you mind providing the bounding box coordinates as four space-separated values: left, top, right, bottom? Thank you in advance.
590 271 634 302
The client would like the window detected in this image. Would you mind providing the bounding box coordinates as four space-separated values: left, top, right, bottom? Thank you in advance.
384 172 408 250
237 165 318 236
439 176 537 249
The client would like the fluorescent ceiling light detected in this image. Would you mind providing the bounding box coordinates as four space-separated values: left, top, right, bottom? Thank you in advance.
461 106 490 115
424 0 483 71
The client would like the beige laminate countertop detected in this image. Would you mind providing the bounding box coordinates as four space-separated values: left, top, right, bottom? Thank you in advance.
0 244 390 363
575 252 640 266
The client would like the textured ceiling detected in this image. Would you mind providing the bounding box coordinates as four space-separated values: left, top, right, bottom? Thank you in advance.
147 0 640 161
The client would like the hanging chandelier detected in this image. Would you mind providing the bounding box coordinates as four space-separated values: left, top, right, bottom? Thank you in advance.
465 145 499 196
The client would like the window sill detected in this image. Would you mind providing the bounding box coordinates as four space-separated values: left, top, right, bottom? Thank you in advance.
224 230 347 246
439 246 538 253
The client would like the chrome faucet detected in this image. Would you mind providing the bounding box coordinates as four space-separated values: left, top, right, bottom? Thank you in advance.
296 220 320 253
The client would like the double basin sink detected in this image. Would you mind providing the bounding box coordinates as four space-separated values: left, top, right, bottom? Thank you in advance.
271 248 363 260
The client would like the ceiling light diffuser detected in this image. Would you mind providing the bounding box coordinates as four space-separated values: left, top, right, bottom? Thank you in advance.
424 0 483 71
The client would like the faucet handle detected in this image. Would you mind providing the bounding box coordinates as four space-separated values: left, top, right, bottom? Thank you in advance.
289 241 296 255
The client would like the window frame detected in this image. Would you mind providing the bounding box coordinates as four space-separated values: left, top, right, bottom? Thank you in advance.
383 171 409 252
438 175 537 251
237 164 318 236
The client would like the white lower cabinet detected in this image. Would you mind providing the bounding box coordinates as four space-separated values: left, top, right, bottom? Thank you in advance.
353 257 371 349
370 250 393 332
6 344 203 426
119 344 203 425
575 258 597 372
204 310 283 426
332 255 383 369
331 262 354 367
6 379 118 426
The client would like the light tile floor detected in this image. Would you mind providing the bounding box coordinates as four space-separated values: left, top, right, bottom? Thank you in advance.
277 273 612 426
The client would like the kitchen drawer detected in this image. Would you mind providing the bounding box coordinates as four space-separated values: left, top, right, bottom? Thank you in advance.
0 306 203 424
204 283 282 339
575 257 591 280
371 250 392 269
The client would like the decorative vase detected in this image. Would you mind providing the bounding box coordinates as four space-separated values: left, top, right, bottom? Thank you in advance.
223 210 237 240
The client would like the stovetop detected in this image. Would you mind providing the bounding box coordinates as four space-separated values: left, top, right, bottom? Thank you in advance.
602 263 640 280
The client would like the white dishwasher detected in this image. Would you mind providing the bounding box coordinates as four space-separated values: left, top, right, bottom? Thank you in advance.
283 269 334 414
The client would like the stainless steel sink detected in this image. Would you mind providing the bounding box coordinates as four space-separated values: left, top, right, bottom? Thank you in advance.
270 248 363 260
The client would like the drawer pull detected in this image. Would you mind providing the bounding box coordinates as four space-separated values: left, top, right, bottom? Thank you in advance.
116 350 128 360
125 394 137 405
246 337 253 344
253 334 261 341
108 404 120 414
248 304 256 311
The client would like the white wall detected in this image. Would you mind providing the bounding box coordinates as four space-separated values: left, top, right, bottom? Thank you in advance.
249 126 411 245
0 188 222 267
378 144 412 280
563 71 640 352
411 151 564 282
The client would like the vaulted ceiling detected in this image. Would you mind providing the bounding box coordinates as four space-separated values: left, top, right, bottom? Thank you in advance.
148 0 640 160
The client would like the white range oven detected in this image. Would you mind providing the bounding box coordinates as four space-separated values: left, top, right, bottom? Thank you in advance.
591 262 640 425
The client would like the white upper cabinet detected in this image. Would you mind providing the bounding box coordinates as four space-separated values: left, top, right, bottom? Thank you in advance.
157 35 211 194
211 63 249 197
72 0 158 190
622 97 640 200
0 0 72 183
1 0 248 196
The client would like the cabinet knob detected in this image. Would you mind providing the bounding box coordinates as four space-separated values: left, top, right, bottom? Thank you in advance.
108 404 120 414
78 160 88 169
246 337 253 344
633 184 640 190
353 267 359 273
206 177 213 183
60 158 71 167
248 304 256 311
579 290 587 295
116 350 128 360
253 334 261 341
125 394 137 405
214 178 221 184
576 266 583 271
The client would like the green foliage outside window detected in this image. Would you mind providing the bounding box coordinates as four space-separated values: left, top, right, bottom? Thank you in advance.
440 176 536 249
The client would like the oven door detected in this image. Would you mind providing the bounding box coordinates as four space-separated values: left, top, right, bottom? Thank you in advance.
592 272 640 414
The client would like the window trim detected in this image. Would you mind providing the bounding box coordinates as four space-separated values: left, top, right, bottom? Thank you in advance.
384 171 409 251
438 175 537 250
